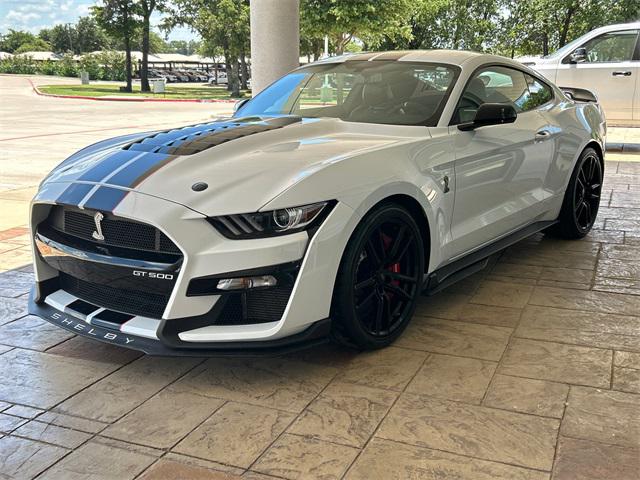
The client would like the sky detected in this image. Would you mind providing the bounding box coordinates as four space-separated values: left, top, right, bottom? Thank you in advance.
0 0 197 41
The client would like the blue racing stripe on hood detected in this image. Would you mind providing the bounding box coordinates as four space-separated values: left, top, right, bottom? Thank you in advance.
78 150 147 182
107 152 174 188
56 183 94 206
82 186 128 212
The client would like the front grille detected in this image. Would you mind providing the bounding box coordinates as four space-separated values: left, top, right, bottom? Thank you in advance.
47 206 180 255
60 273 169 318
217 285 294 325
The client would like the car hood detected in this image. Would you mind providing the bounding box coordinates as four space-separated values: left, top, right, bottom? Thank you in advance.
43 115 418 216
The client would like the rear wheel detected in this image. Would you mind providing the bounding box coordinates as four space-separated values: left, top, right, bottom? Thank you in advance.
332 204 424 350
549 147 602 239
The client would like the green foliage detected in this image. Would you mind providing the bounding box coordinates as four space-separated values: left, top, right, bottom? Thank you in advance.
39 18 111 54
301 0 415 53
0 50 127 81
0 30 40 53
0 55 38 74
13 38 52 54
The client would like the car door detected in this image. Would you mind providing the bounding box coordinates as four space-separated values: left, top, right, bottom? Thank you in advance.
447 66 556 259
555 29 639 123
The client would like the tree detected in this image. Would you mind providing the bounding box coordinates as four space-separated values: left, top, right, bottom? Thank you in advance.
300 0 415 54
92 1 139 92
13 38 51 53
138 0 166 92
163 0 249 96
0 30 42 53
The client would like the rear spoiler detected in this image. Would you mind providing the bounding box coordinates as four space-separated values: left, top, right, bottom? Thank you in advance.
560 87 598 103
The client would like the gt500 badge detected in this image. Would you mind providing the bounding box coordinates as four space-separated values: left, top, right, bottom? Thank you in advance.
133 271 174 280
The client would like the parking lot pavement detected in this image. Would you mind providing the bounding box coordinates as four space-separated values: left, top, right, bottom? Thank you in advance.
0 74 639 479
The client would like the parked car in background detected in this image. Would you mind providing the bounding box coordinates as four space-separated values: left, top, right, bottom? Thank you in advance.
208 71 228 85
519 22 640 125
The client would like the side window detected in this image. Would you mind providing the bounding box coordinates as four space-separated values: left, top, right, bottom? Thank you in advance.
453 66 530 124
523 74 553 110
578 30 639 63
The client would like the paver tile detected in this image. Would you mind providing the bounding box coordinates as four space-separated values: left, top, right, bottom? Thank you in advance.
55 356 202 422
483 374 569 418
253 433 359 480
39 438 157 480
288 381 397 447
613 367 640 393
0 435 68 479
397 316 512 361
0 348 118 409
336 346 427 391
405 354 496 404
470 281 533 308
552 437 639 480
457 303 522 327
174 402 295 468
3 404 44 419
0 270 33 298
499 338 612 388
173 357 337 413
346 438 549 480
13 419 92 449
36 411 107 434
515 305 640 351
0 315 74 350
377 393 559 470
103 389 224 449
561 386 640 448
0 296 28 325
0 413 28 433
46 335 142 365
138 459 242 480
528 286 640 316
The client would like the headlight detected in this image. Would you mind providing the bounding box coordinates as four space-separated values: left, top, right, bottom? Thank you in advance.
208 201 334 239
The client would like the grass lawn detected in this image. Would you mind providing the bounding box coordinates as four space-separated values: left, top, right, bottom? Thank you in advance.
38 83 251 100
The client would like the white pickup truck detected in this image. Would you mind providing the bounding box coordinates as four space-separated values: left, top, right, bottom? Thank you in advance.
519 22 640 126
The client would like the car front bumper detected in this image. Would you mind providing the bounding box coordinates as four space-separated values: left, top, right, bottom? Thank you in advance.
28 183 356 354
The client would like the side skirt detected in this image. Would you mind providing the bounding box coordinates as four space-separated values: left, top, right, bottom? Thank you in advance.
423 220 557 295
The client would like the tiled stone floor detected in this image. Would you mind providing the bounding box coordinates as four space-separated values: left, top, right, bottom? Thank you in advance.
0 159 638 479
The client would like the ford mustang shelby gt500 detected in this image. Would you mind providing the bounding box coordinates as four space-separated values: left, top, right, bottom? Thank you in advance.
29 50 605 355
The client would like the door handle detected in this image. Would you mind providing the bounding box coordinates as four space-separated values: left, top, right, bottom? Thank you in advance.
535 130 552 141
612 71 632 77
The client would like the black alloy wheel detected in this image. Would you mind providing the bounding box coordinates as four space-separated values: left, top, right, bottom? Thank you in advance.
549 147 603 239
332 204 424 349
573 151 602 232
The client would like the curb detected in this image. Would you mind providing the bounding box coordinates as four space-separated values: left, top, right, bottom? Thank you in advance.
28 78 238 104
605 142 640 153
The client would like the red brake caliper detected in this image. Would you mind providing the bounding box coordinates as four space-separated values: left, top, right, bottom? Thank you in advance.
381 233 401 298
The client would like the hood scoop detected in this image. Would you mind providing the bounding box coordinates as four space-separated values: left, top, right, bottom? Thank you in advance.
124 116 302 156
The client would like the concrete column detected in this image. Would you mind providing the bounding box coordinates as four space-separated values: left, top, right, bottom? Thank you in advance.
250 0 300 94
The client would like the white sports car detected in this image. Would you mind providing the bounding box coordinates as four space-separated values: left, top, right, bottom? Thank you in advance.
29 50 606 355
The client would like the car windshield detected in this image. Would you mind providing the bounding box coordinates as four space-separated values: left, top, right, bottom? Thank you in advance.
236 61 459 126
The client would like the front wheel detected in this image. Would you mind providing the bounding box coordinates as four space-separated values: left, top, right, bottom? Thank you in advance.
332 204 425 350
548 147 603 239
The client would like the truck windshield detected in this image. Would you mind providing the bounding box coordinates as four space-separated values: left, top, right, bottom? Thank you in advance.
236 61 459 127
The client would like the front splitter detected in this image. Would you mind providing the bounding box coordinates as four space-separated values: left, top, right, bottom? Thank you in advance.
28 287 331 357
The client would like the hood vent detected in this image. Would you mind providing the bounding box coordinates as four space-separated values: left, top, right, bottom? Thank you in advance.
124 116 301 156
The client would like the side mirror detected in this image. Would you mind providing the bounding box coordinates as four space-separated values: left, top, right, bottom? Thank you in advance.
233 98 249 114
458 103 517 131
569 47 587 64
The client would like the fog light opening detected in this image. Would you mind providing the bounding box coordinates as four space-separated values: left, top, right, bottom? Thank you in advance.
216 275 278 291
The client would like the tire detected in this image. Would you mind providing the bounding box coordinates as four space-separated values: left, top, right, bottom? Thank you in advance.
548 147 603 239
331 203 425 350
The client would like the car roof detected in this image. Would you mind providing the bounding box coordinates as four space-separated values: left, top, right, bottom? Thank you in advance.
312 49 525 70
